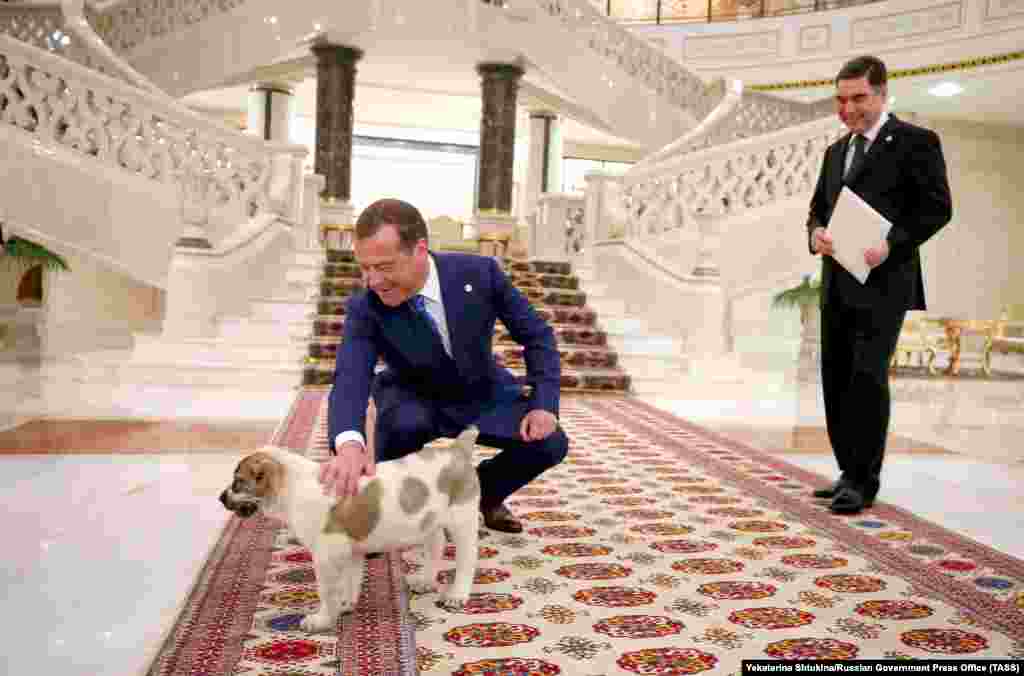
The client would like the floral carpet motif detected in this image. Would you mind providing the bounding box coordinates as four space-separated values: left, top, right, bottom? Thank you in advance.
147 391 1024 676
410 396 1024 674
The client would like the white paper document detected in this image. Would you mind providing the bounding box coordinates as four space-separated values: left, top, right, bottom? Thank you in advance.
828 186 893 284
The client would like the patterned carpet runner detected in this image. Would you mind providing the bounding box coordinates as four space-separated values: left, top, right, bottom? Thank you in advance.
146 390 1024 676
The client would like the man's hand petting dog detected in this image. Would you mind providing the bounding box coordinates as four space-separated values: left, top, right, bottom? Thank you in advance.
319 441 375 499
520 409 557 442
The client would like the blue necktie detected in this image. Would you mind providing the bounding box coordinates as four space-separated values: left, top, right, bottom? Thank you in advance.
411 294 443 342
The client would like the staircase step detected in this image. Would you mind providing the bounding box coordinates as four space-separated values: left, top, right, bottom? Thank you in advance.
320 279 364 297
133 335 306 363
607 334 684 358
72 350 303 388
586 296 629 318
250 298 318 321
326 250 357 264
217 315 313 341
506 260 573 276
293 249 327 267
317 267 581 293
508 270 579 291
507 366 632 394
496 345 619 370
519 287 587 308
301 360 631 393
496 324 608 348
322 261 362 279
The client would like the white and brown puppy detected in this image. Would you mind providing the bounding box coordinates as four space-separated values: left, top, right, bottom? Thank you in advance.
219 427 481 633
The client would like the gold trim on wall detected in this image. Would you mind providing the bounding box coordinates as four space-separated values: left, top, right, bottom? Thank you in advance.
748 49 1024 92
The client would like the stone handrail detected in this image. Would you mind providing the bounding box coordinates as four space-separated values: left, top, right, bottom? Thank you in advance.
86 0 247 55
0 33 308 232
0 1 106 72
529 0 833 148
62 0 168 97
623 115 844 231
532 0 721 121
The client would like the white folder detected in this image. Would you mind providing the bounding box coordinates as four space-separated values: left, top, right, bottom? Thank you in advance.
828 186 893 284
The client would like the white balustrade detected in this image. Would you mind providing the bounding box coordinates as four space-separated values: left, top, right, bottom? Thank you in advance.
0 34 308 235
617 116 843 287
534 193 585 262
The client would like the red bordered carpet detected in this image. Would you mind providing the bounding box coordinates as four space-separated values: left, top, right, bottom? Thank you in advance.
146 391 1024 676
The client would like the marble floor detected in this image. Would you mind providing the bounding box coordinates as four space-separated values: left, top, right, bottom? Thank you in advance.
1 356 1023 675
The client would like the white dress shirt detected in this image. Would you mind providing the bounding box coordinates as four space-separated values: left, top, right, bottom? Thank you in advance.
335 254 452 452
844 110 889 176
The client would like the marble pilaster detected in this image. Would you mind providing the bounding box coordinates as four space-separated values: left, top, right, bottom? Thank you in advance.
311 41 362 248
475 62 524 246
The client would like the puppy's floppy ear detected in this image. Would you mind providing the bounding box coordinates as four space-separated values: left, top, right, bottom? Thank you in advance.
240 450 284 498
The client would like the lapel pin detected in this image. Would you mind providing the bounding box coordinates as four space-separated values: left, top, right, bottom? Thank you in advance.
885 135 892 142
464 284 473 292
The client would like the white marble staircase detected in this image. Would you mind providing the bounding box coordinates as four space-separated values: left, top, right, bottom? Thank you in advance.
573 263 687 394
60 248 326 390
573 261 768 393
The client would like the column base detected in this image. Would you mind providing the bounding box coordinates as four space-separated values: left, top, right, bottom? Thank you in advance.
472 210 518 258
320 199 356 251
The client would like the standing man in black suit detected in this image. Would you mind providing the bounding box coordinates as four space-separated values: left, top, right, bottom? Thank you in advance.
806 55 952 514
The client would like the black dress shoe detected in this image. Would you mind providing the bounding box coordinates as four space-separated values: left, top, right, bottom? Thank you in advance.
812 480 847 500
481 503 523 533
830 487 866 514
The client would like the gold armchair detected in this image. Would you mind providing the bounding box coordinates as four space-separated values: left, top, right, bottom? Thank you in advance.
890 316 945 374
428 215 478 254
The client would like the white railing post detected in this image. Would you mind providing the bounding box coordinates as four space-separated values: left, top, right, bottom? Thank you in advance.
690 210 723 278
302 173 327 250
535 193 584 262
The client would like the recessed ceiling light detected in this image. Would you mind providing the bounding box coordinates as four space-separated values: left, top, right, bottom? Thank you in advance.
928 82 963 97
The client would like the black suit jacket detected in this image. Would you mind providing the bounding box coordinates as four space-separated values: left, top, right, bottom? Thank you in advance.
806 115 952 312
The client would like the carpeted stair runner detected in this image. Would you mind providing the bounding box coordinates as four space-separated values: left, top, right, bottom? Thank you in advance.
302 250 632 393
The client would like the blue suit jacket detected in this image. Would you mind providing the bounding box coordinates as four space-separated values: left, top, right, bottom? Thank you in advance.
327 252 561 451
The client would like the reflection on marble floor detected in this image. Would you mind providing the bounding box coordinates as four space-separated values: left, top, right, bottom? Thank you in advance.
1 355 1022 675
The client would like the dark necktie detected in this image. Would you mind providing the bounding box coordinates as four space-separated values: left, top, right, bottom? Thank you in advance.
411 294 443 342
846 134 867 179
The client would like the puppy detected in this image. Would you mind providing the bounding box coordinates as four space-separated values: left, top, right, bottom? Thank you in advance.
219 426 481 633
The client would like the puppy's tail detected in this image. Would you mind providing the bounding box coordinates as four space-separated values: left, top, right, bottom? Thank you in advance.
455 425 479 457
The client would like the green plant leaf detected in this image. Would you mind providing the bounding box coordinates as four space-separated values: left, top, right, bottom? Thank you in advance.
2 237 70 272
771 277 820 310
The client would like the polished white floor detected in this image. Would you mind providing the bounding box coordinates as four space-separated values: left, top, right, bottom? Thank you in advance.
1 359 1023 675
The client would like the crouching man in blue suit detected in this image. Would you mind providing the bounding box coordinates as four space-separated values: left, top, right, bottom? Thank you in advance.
319 198 569 533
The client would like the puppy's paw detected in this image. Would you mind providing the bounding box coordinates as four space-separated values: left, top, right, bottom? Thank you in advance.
405 575 436 595
438 591 469 611
300 611 335 633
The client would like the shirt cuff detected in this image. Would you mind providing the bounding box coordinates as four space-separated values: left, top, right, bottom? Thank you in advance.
334 431 366 454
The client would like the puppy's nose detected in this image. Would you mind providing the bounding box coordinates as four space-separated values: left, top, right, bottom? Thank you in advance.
219 490 229 507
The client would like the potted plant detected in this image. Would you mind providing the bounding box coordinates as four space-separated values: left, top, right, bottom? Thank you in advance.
1 224 69 351
772 273 822 384
1 224 70 273
772 274 820 324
